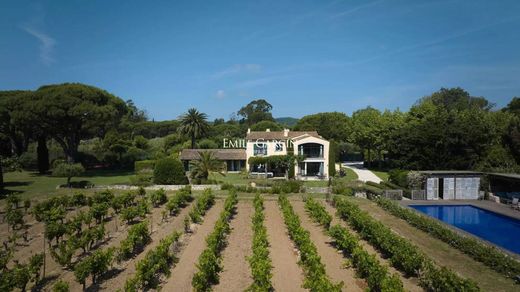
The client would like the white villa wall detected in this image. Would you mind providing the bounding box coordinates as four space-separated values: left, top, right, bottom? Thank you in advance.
245 140 288 171
244 130 330 180
292 135 329 179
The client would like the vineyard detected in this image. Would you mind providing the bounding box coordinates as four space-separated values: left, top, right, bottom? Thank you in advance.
1 190 518 291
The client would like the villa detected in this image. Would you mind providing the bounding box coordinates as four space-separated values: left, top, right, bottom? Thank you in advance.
180 128 330 180
246 128 330 180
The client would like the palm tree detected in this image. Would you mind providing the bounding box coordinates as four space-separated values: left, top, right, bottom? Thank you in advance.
178 108 210 149
189 151 225 180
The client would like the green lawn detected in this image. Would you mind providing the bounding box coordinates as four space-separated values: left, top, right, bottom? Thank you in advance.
343 167 358 181
369 169 389 181
2 169 134 200
210 172 335 188
208 172 251 185
302 180 328 187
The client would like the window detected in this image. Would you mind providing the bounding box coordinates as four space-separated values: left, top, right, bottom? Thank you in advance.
254 143 267 156
275 143 283 152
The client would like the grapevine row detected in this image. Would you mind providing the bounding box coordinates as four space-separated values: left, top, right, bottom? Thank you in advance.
304 197 403 291
247 193 273 291
333 196 480 291
124 231 182 291
192 190 238 291
374 197 520 279
278 195 342 291
123 189 215 291
73 188 193 290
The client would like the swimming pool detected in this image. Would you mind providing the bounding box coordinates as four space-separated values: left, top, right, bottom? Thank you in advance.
409 205 520 254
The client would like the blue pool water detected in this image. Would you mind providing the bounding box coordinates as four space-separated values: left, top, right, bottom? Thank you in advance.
410 205 520 254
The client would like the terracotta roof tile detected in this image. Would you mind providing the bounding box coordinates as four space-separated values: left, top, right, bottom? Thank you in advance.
246 130 322 140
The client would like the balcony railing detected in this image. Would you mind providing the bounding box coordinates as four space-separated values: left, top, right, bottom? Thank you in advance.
254 149 267 156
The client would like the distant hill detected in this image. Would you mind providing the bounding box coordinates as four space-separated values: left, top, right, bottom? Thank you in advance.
275 117 299 127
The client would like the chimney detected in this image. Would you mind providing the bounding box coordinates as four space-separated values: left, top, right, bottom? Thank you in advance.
265 128 270 132
247 128 251 133
283 128 289 137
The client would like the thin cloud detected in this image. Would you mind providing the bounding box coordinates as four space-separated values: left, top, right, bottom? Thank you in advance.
22 25 56 65
215 89 227 99
331 0 386 19
348 16 520 66
212 64 262 79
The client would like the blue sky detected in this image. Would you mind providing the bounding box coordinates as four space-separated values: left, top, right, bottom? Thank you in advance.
1 0 519 121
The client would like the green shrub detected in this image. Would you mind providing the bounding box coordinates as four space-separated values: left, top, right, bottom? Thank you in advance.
117 221 151 261
366 181 386 189
331 180 354 195
73 248 114 289
134 160 156 172
70 193 87 207
388 169 409 188
270 180 302 194
153 158 188 185
129 173 153 186
19 151 38 170
148 188 167 207
52 280 70 292
362 184 384 197
165 187 193 216
52 163 85 187
220 182 234 190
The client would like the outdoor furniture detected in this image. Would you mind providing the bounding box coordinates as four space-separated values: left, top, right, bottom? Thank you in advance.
511 198 519 209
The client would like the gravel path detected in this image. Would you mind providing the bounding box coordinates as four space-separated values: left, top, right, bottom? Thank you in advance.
95 202 194 291
343 162 381 183
291 200 366 292
214 201 254 291
322 200 423 292
161 200 224 291
264 200 306 291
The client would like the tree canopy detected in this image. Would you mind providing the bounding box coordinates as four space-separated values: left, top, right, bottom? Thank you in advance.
250 120 283 132
29 83 128 162
294 112 350 141
178 108 210 149
238 99 274 125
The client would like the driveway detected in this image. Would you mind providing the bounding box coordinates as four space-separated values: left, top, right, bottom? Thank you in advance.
342 162 382 183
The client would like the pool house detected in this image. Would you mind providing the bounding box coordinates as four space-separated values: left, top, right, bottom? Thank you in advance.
419 171 482 200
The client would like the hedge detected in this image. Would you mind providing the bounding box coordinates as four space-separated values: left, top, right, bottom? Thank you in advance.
374 197 520 279
153 158 188 185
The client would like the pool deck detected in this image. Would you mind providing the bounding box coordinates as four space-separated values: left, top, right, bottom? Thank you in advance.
400 199 520 220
